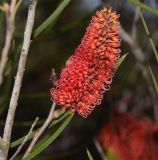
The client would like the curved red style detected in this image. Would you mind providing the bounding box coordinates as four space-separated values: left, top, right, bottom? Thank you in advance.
50 7 121 117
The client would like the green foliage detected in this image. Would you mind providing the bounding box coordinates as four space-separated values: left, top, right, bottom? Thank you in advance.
10 110 71 148
138 8 158 63
116 53 128 70
11 131 35 148
14 0 22 15
49 110 71 128
130 0 158 15
149 66 158 95
106 149 120 160
1 0 158 159
23 113 74 160
86 148 94 160
33 0 72 38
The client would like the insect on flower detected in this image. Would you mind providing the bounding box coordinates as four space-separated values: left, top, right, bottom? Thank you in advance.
50 7 121 118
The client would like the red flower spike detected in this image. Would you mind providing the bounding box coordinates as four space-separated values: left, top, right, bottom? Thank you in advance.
97 113 158 160
50 7 121 118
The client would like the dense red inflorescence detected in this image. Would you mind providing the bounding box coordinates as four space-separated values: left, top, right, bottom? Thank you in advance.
97 113 158 160
50 7 121 118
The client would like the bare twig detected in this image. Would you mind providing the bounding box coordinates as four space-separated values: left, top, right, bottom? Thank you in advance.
10 117 39 160
120 25 146 63
120 25 158 121
0 0 17 85
2 0 37 159
93 138 107 160
131 7 139 39
14 0 22 15
23 102 56 158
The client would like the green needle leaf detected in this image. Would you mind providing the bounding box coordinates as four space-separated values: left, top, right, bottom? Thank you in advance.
86 148 94 160
49 110 70 128
23 113 74 160
116 53 128 70
11 111 71 148
129 0 158 15
33 0 71 38
138 8 158 63
11 131 35 148
149 66 158 95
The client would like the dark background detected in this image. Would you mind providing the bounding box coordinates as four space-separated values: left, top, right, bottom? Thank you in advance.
0 0 158 159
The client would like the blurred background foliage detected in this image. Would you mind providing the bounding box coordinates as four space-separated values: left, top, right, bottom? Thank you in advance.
0 0 158 159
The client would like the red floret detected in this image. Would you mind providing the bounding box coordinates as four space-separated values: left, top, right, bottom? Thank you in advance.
50 7 121 117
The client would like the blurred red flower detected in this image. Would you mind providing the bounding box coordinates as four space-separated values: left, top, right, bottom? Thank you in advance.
51 7 121 118
97 113 158 160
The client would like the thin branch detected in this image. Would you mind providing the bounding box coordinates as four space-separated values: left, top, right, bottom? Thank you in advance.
120 25 158 121
93 138 107 160
23 102 56 158
2 0 37 160
0 0 17 85
120 25 146 63
10 117 39 160
131 7 139 39
14 0 22 14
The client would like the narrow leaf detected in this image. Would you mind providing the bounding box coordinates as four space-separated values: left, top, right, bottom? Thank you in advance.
138 8 158 63
116 53 128 70
130 0 158 15
0 119 44 127
49 110 70 128
11 131 36 148
149 66 158 95
23 113 74 160
87 148 94 160
15 0 22 14
11 111 71 148
33 0 71 38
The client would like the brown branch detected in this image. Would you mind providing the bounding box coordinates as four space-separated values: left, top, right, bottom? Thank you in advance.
0 0 17 85
2 0 37 159
23 102 56 158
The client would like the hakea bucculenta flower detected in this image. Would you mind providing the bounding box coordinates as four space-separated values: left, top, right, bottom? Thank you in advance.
97 113 158 160
50 7 121 118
